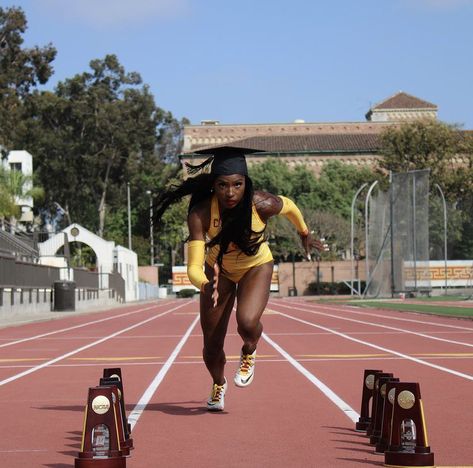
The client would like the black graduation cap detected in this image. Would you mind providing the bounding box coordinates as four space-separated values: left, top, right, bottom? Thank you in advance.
185 145 262 176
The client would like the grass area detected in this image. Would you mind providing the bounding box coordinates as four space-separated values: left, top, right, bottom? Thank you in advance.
346 300 473 318
314 294 471 303
402 295 471 302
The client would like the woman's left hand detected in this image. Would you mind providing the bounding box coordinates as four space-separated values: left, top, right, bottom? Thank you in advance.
300 231 326 260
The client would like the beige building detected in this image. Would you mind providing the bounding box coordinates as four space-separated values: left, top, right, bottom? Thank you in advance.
181 92 439 174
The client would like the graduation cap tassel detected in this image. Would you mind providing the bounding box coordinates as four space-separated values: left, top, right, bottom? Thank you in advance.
185 156 215 175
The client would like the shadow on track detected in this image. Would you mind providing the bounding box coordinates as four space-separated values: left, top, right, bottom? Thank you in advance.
43 464 73 468
35 402 222 416
136 401 225 416
336 457 384 466
321 425 367 438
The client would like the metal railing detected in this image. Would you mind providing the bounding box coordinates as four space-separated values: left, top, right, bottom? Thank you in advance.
73 268 99 289
0 251 60 287
0 252 125 306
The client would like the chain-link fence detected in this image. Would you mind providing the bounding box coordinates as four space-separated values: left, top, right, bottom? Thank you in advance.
364 170 431 298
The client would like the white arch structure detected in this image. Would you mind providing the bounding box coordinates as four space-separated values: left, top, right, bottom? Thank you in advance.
38 223 138 302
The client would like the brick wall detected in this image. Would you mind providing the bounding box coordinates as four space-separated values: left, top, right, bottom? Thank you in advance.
277 260 366 296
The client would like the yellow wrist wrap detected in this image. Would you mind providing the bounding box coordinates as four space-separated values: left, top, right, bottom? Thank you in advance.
278 196 308 235
187 240 209 291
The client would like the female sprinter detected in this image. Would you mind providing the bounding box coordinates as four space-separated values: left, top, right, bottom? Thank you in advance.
154 146 323 411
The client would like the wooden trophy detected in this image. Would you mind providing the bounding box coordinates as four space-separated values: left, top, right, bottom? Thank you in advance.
375 380 399 454
355 369 383 432
370 377 399 447
99 383 130 456
384 382 435 467
100 377 134 453
366 372 393 437
103 368 131 435
75 386 126 467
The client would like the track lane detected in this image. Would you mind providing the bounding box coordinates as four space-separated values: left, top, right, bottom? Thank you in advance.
0 301 180 379
289 299 473 334
0 301 161 338
0 300 198 467
271 301 473 378
0 300 180 348
128 313 200 430
0 301 192 386
265 300 473 466
280 300 473 344
131 308 383 467
1 297 472 467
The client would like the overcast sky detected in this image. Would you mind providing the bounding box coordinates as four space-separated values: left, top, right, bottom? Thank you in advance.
5 0 473 127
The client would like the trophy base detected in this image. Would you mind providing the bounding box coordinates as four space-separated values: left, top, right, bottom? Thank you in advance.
384 450 434 467
374 440 388 454
355 419 370 432
75 456 126 468
369 432 381 445
355 416 371 432
123 437 134 451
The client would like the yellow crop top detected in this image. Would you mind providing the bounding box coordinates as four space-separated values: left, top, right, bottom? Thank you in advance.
186 195 308 288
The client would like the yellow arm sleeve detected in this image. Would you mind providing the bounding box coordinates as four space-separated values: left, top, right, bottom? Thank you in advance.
187 240 209 291
278 196 309 235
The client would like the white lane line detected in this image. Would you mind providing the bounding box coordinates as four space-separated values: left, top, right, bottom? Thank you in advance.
0 301 191 387
127 313 200 431
0 301 179 349
269 307 473 382
273 301 473 349
262 332 359 423
286 299 473 332
0 332 197 341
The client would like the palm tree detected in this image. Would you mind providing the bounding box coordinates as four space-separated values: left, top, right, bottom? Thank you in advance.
0 164 44 220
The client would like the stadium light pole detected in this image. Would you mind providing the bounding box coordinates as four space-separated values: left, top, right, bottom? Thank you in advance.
351 183 368 296
146 190 154 266
435 184 448 294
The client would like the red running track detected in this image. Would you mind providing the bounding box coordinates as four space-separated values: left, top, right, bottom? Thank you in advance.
0 298 472 467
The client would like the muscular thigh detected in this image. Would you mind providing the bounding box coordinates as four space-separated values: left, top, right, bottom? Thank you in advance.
236 261 274 327
200 263 236 347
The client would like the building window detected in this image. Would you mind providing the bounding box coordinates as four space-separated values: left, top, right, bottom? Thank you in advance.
10 162 22 172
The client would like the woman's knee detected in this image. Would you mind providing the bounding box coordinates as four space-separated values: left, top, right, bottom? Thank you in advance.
237 316 262 337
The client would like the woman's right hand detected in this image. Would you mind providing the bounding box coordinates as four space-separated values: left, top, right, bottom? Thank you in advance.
211 263 220 307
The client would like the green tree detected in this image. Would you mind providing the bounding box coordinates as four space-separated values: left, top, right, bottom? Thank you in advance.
0 6 56 147
249 159 377 260
308 161 377 218
19 90 81 225
379 120 473 259
0 164 44 218
0 166 16 217
51 55 161 237
379 120 459 189
155 196 188 281
429 196 463 260
249 158 294 196
17 55 186 261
